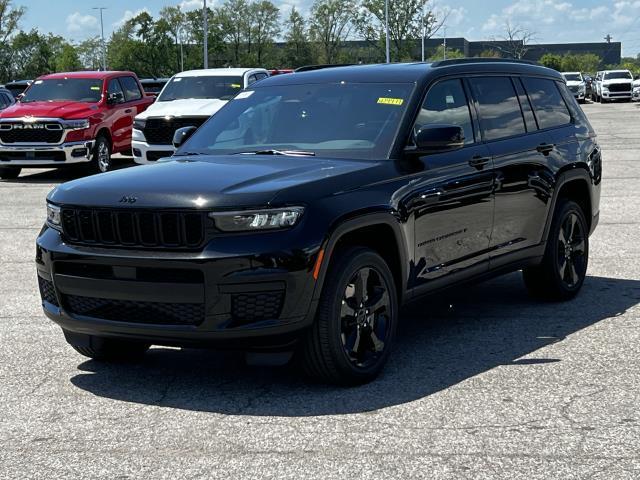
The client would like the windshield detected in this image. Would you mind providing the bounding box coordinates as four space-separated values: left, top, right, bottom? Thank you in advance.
158 76 243 102
604 71 632 80
21 79 103 103
178 82 414 160
563 73 583 82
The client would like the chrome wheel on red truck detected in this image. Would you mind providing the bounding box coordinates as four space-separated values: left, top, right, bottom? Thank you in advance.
92 135 112 173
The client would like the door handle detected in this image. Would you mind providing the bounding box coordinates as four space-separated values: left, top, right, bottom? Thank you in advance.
124 109 133 114
536 143 554 155
468 156 491 169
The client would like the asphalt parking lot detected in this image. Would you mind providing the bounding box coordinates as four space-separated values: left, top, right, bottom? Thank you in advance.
1 101 639 479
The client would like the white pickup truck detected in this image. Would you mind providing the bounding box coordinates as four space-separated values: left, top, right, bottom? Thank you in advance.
593 70 633 103
132 68 269 164
561 72 586 103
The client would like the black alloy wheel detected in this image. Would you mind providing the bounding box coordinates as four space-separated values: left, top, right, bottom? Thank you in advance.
556 212 587 289
339 266 392 369
301 246 398 385
523 199 589 301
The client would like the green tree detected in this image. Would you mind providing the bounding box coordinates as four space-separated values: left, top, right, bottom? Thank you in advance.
249 1 280 65
219 0 250 64
428 45 464 61
477 49 501 58
539 53 563 71
159 5 186 71
283 7 312 67
356 0 440 61
309 0 355 64
76 37 103 70
0 0 26 81
54 43 82 71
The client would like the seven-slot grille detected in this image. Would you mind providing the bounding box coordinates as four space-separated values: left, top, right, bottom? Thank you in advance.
60 207 205 249
0 122 64 144
143 117 208 145
608 83 632 93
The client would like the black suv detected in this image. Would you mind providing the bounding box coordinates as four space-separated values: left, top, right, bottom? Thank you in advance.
36 60 601 385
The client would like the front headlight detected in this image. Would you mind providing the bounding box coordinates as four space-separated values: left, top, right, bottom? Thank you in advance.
209 207 304 232
46 203 62 231
66 119 90 130
133 118 147 130
602 85 609 91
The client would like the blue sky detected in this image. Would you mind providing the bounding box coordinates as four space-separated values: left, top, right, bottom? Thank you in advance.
16 0 640 56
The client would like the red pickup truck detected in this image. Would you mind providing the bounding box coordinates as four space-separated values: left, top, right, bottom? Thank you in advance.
0 71 153 179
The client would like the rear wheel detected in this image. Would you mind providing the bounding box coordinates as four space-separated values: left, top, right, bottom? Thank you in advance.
523 200 589 301
301 247 398 385
66 333 150 361
0 166 21 179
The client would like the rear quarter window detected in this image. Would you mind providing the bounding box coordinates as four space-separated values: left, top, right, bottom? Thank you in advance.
522 77 571 130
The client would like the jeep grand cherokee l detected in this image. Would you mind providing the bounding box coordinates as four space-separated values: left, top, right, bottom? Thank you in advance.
36 60 601 385
0 71 153 179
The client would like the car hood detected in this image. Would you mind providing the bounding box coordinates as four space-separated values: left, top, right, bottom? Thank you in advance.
136 98 227 120
0 101 101 119
49 155 383 209
565 80 584 87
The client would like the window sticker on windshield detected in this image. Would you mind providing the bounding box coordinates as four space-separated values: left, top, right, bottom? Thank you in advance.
377 97 404 106
174 78 182 82
235 91 254 99
231 83 242 88
34 80 43 84
446 95 455 104
90 86 100 90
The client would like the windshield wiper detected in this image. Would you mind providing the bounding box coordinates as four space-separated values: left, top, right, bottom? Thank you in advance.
234 149 316 157
176 151 205 156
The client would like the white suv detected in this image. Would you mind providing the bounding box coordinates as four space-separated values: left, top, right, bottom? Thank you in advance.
594 70 633 103
561 72 586 103
132 68 269 164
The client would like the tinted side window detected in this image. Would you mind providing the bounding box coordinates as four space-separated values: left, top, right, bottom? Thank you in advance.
468 77 526 141
415 78 474 144
247 74 258 85
120 76 142 101
0 94 7 108
107 79 124 103
522 77 571 129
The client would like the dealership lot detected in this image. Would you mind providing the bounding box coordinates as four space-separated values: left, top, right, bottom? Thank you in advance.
1 101 639 479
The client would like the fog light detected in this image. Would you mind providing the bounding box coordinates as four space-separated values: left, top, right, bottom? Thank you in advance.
71 148 87 157
133 148 142 157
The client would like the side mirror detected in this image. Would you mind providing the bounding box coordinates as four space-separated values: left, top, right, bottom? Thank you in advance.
107 92 124 105
407 124 465 155
173 126 197 149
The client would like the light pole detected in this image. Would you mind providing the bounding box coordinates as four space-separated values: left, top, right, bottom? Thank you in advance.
421 1 426 61
385 0 390 63
92 7 107 71
203 0 208 68
443 27 447 60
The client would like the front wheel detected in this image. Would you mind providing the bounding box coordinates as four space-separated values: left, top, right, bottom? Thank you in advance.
301 247 398 385
523 200 589 301
90 135 112 173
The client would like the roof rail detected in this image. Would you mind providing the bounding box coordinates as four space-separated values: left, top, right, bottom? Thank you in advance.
430 58 540 68
294 64 354 73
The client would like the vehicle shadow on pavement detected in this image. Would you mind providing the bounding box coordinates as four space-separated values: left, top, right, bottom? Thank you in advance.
70 272 639 416
0 158 134 184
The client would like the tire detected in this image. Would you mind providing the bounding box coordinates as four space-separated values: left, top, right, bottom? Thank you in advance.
89 134 112 173
69 334 150 362
0 167 21 179
300 247 398 386
523 199 589 301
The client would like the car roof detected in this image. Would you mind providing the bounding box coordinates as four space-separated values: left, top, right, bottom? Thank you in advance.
175 68 267 78
255 61 563 88
37 71 137 80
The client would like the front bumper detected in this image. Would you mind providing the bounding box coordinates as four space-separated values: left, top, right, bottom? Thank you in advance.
132 139 174 165
36 226 320 348
0 140 94 167
601 91 632 99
